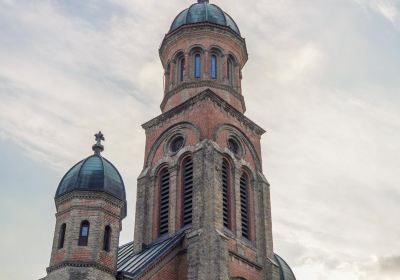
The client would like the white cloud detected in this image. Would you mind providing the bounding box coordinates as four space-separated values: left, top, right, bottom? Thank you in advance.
0 0 399 279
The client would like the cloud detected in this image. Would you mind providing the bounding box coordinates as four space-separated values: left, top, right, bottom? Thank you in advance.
354 0 400 25
0 1 400 279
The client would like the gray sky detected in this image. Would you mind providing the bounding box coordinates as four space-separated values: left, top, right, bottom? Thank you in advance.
0 0 399 279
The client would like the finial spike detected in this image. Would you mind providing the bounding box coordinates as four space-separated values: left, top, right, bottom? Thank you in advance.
198 0 209 3
92 131 105 155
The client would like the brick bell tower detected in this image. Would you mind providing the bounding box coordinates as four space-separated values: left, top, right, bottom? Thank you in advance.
131 1 295 280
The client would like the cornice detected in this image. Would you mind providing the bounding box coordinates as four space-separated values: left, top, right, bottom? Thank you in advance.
46 261 115 275
142 89 265 136
161 80 246 112
55 190 127 218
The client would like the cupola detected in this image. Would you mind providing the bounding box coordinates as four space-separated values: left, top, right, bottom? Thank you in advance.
55 131 127 216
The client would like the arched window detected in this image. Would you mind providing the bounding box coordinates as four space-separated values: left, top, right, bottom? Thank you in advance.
182 157 193 227
194 54 201 79
227 57 234 85
103 225 112 252
222 159 231 229
179 56 185 82
78 220 90 246
159 168 170 236
211 54 218 80
240 173 250 239
58 223 66 249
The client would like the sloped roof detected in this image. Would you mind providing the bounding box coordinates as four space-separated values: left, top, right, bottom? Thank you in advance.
117 231 185 279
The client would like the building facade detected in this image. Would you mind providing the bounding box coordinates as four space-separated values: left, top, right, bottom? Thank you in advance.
43 1 296 279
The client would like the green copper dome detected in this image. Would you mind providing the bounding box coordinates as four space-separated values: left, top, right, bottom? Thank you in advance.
169 0 240 35
56 154 126 201
55 132 127 217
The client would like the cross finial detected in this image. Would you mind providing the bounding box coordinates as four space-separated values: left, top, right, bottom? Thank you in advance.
92 131 105 155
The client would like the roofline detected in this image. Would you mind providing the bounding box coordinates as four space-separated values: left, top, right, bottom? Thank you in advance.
142 89 265 135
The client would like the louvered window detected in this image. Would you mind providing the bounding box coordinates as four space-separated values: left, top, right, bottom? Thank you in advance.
159 168 170 236
182 158 193 227
222 159 231 229
240 174 250 239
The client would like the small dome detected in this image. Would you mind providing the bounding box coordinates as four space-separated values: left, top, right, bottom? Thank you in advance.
169 0 240 35
56 154 126 203
274 254 296 280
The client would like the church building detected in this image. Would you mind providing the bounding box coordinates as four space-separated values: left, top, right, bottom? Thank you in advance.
43 1 296 279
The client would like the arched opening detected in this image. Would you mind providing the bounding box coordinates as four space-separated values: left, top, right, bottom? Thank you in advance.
194 53 202 79
227 56 234 85
103 225 112 252
222 159 233 230
78 220 90 246
159 167 170 236
239 173 250 239
211 54 218 80
58 223 66 249
181 157 193 227
178 56 185 82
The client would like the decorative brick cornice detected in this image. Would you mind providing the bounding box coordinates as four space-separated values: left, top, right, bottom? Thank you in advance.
161 80 246 112
55 190 127 218
55 190 125 208
142 89 265 136
46 261 115 275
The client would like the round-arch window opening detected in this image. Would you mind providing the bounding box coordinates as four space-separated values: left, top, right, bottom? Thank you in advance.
227 138 240 155
170 136 185 153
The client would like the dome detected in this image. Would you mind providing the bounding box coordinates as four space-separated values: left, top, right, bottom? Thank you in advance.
56 154 126 203
274 254 296 280
169 0 240 35
56 132 126 205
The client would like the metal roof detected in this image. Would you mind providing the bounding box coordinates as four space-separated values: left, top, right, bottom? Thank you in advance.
117 231 185 279
56 154 127 213
274 254 296 280
169 1 241 35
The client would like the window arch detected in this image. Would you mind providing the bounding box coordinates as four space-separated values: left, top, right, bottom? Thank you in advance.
211 54 218 80
222 159 232 229
227 56 234 85
239 173 250 239
78 220 90 246
159 168 170 236
103 225 112 252
182 157 193 227
194 53 201 79
58 223 66 249
178 56 185 82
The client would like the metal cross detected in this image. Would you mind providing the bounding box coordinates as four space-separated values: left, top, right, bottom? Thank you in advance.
94 131 105 145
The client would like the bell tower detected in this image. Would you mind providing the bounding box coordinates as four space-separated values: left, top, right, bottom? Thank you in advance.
132 1 283 279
